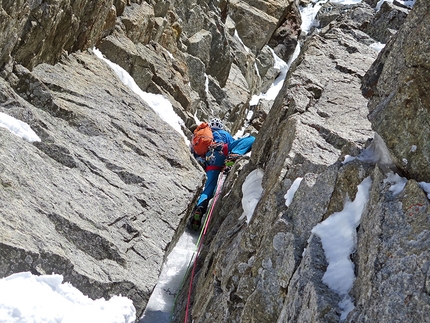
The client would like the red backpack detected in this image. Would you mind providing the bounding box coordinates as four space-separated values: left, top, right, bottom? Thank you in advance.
192 123 214 156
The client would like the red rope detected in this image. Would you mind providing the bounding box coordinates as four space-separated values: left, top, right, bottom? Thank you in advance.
184 174 226 323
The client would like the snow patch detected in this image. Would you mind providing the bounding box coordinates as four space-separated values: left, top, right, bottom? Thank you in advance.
419 182 430 200
0 112 41 142
284 177 303 207
383 172 407 196
250 43 300 106
312 176 372 320
0 272 135 323
369 42 385 52
141 231 197 322
240 169 264 224
300 0 328 35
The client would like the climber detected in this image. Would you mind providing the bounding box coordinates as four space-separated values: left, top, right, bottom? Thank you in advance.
190 117 255 231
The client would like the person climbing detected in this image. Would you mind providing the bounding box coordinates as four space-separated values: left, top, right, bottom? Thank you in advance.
190 117 255 231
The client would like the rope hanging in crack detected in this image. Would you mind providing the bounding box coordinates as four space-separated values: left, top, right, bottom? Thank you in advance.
168 171 227 323
182 172 226 323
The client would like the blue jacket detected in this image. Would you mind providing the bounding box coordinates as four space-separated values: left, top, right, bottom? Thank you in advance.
195 131 256 208
212 128 234 146
193 127 255 171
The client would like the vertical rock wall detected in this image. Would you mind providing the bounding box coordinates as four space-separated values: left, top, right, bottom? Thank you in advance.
0 51 204 318
0 0 115 70
0 0 299 319
362 0 430 182
177 1 430 322
1 0 428 321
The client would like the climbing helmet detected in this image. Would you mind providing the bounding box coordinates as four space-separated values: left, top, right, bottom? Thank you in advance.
209 118 224 130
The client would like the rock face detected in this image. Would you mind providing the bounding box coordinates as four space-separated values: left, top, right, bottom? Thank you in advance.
0 0 429 322
0 0 299 319
0 51 204 317
362 0 430 182
0 0 115 70
363 1 410 43
350 170 430 323
173 1 430 323
176 6 375 321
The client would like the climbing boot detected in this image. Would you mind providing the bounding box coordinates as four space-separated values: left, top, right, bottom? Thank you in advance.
190 206 204 231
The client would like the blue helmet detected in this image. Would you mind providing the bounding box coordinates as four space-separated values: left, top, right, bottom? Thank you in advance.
209 118 224 130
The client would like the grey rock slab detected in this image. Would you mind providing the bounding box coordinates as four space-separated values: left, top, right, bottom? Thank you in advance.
348 167 430 322
362 0 430 182
0 51 204 318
